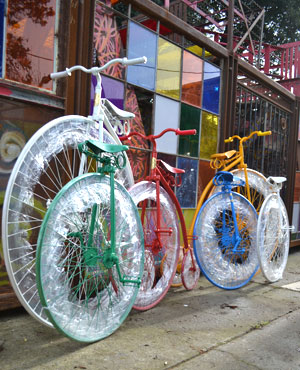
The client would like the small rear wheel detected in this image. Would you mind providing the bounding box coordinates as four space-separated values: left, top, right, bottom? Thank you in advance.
129 181 180 310
181 248 200 290
257 194 289 282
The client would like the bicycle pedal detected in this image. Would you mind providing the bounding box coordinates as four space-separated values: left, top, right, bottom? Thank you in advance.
121 275 141 287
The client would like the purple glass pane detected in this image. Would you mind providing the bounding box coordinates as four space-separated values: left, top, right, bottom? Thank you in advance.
175 157 198 208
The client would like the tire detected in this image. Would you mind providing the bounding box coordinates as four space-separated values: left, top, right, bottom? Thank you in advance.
257 194 290 282
129 181 180 310
36 173 144 342
2 115 133 327
210 169 270 213
193 191 258 289
181 248 200 290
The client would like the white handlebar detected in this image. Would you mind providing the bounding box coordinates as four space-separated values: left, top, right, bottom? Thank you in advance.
50 56 147 80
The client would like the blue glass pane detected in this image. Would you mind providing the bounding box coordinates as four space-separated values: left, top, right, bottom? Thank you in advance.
0 0 4 76
202 62 221 114
127 21 157 91
90 75 124 115
176 157 198 208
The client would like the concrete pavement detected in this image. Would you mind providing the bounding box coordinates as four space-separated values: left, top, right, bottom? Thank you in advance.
1 247 300 370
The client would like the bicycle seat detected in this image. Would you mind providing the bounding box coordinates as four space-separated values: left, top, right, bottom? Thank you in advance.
103 99 135 120
159 160 185 174
213 171 245 187
86 140 128 154
210 150 236 160
267 176 287 185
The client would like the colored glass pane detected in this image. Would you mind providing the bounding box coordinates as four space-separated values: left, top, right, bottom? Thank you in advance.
127 21 157 91
90 75 124 115
178 103 200 157
156 38 181 99
5 0 56 89
200 111 218 160
176 157 198 208
202 62 221 114
94 3 127 79
154 95 180 155
182 50 203 108
197 159 215 202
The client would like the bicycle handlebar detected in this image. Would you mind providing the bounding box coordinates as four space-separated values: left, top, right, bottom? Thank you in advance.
224 130 271 144
120 128 196 142
50 56 147 79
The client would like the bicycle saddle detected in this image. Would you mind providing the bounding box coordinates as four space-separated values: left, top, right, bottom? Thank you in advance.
213 171 245 187
210 150 236 160
84 140 128 154
159 160 185 174
103 99 135 120
267 176 287 185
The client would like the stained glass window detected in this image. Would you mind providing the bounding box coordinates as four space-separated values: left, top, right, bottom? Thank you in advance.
154 95 180 155
202 61 221 114
127 21 157 91
156 38 181 100
182 50 203 108
5 0 56 89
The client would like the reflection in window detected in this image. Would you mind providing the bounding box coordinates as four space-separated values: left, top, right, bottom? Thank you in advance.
94 2 127 79
202 62 221 114
124 85 153 182
176 157 198 208
156 38 181 100
154 95 180 155
182 50 203 108
200 111 218 160
5 0 56 89
178 103 200 157
127 21 157 91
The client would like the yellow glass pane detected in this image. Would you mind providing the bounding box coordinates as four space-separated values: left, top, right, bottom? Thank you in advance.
187 45 212 58
156 38 181 100
200 111 218 159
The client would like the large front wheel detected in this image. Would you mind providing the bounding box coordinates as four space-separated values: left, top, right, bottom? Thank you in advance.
2 115 134 327
129 181 180 310
36 173 144 342
193 191 258 289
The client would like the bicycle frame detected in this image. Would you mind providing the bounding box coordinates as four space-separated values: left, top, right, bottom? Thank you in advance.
121 128 196 258
188 130 271 238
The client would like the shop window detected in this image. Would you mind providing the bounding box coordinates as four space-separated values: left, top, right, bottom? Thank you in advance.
5 0 57 90
156 37 181 100
94 2 127 79
178 103 200 157
127 21 157 91
176 157 198 208
154 95 179 155
202 61 221 114
200 111 218 160
182 50 203 108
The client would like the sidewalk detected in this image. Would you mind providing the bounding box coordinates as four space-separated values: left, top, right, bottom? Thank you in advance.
1 247 300 370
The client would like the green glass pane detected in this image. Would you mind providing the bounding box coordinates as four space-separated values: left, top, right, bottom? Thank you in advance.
200 111 218 160
156 38 181 99
178 103 200 157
